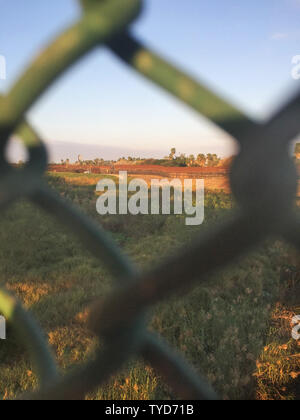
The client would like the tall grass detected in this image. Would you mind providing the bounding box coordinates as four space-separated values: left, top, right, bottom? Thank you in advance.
0 172 298 400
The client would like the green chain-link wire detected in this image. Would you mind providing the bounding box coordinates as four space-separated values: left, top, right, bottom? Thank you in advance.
0 0 299 400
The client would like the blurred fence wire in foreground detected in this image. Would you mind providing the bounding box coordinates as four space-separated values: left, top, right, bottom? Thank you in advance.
0 0 299 400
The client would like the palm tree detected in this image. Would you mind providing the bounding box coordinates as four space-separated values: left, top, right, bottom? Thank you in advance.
196 153 206 166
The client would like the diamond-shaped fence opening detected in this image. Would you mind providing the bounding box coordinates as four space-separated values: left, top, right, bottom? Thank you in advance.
0 0 299 400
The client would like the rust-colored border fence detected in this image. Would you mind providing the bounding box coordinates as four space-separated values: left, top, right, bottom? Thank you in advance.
0 0 299 400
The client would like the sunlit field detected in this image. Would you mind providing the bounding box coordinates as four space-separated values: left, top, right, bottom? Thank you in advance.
0 172 299 400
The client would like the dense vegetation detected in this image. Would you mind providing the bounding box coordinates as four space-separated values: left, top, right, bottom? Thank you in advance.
139 151 222 168
0 172 299 400
59 148 226 168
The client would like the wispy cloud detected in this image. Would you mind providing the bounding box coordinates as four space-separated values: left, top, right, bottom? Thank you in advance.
271 32 289 40
270 30 300 41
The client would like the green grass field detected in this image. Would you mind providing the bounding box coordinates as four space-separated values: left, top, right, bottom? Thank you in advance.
0 172 299 400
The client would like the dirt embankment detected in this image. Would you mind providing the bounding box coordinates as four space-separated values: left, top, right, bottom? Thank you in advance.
48 163 300 196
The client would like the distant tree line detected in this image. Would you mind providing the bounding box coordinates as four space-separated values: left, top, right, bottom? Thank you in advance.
141 148 222 168
57 149 230 168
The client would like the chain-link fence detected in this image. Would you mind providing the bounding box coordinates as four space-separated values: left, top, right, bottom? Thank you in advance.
0 0 299 400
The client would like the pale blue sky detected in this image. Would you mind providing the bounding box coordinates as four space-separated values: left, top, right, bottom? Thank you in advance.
1 0 300 161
